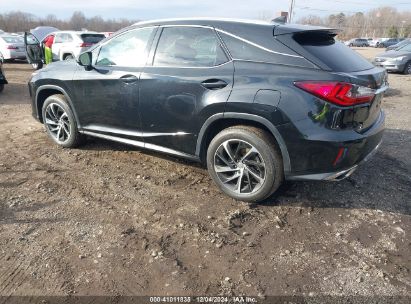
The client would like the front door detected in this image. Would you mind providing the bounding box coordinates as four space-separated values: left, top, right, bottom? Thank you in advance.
24 32 43 65
139 26 234 155
71 27 157 140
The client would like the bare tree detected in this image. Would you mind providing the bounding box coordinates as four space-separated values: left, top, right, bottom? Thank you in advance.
0 10 139 33
296 6 411 39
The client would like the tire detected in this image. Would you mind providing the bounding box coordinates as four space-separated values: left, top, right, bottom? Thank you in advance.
0 83 4 93
64 55 74 60
403 61 411 75
42 94 85 148
349 43 353 47
206 126 284 203
32 62 43 70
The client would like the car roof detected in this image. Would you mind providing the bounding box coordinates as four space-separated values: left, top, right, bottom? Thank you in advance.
54 31 103 35
132 17 337 36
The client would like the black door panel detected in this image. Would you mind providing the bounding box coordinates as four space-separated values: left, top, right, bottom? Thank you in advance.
139 63 234 154
139 26 234 155
24 32 43 64
72 66 141 133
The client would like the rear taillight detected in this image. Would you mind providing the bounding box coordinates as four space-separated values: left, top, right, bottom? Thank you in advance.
294 81 375 106
7 45 18 50
79 43 93 47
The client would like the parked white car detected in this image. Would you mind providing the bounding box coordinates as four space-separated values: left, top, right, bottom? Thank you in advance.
0 35 26 60
49 31 106 61
25 29 106 69
369 38 389 48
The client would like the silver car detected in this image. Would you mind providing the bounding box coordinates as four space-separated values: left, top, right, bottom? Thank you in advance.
0 35 26 60
374 43 411 74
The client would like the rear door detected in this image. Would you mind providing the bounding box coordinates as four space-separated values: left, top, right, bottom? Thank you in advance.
24 32 43 64
139 26 234 154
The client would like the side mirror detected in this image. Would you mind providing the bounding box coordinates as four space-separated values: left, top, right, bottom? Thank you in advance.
78 52 93 70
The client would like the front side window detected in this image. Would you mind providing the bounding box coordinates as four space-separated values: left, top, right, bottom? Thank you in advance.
153 27 228 67
96 27 154 67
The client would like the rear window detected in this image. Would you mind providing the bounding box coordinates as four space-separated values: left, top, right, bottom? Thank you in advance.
294 32 374 72
80 34 105 44
1 36 23 43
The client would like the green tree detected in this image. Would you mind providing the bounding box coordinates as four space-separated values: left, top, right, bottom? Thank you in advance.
387 25 399 38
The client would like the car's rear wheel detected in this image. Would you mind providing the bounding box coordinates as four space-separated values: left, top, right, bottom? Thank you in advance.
42 94 84 148
403 61 411 75
207 126 284 202
64 55 74 60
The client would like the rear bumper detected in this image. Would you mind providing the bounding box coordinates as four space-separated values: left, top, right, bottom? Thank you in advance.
281 110 385 181
374 62 406 72
2 50 26 60
288 140 381 181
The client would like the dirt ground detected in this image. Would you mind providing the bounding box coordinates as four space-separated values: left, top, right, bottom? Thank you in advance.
0 47 410 300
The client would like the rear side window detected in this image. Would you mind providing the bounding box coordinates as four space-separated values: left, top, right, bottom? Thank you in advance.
2 36 23 43
153 27 228 67
294 32 374 72
81 34 105 44
218 31 313 68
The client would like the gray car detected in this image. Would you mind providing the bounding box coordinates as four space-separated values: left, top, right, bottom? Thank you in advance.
345 38 369 47
386 38 410 51
374 43 411 74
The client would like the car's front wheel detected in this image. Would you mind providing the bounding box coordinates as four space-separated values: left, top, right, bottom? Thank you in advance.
207 126 284 203
403 61 411 75
42 94 84 148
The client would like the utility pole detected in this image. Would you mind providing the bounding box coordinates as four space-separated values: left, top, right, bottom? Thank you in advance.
288 0 295 23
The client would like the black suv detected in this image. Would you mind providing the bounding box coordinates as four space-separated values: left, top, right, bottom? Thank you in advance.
27 19 387 202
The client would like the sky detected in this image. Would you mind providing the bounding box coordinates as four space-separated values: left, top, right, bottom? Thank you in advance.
1 0 411 21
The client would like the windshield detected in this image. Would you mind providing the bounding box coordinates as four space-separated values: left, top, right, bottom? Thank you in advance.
1 36 24 43
397 43 411 52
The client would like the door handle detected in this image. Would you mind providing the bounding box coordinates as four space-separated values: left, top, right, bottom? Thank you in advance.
120 74 138 83
201 79 228 90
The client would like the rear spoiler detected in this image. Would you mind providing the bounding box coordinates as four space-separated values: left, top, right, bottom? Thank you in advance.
273 24 341 36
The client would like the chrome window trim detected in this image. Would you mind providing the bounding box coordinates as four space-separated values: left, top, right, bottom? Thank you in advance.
83 124 191 138
215 29 304 59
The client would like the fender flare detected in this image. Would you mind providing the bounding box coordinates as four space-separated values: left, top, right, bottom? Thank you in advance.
195 112 291 174
35 85 80 127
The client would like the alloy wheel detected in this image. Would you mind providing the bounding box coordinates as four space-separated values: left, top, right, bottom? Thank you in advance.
44 103 71 143
214 139 266 194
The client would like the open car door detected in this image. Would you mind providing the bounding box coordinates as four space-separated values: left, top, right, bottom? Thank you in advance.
24 32 44 70
0 53 7 93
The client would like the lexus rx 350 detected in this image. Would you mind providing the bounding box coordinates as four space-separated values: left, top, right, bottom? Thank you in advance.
27 18 387 202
